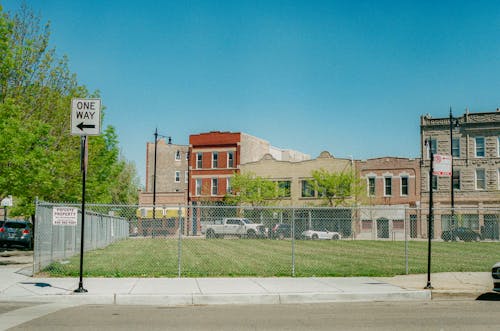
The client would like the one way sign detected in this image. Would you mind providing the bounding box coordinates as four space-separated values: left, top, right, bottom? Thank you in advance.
71 98 101 136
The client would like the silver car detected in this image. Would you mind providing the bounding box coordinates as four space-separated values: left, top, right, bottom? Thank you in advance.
492 262 500 292
301 229 341 240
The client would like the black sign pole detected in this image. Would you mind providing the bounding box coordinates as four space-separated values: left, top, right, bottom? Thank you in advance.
75 135 88 293
425 139 434 290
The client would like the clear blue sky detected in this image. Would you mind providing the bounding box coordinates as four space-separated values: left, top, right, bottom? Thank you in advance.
4 0 499 186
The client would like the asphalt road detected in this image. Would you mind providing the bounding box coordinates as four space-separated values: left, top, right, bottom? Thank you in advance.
3 300 500 331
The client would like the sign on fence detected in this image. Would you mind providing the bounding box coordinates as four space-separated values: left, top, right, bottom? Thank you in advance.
52 207 78 226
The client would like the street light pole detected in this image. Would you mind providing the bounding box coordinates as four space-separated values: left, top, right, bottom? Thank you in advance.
152 128 158 237
449 108 455 236
425 138 434 289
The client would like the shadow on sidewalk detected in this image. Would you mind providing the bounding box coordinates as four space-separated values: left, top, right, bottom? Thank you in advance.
476 292 500 301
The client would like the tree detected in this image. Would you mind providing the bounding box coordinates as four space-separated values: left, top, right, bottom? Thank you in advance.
224 172 285 206
0 4 139 217
309 168 365 207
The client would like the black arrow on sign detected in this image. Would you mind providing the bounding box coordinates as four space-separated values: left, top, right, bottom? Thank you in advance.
77 122 96 131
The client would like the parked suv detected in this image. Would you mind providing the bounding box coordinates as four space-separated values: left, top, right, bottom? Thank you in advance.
0 220 33 249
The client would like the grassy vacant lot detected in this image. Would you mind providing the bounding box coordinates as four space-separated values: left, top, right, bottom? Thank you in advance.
42 238 500 278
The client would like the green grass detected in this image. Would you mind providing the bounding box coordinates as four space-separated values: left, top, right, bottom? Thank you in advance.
41 238 500 278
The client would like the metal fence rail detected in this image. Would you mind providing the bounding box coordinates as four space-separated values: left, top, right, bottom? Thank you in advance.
33 202 500 277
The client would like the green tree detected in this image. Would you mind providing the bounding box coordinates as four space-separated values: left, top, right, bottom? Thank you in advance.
309 168 365 207
0 4 139 217
224 172 284 206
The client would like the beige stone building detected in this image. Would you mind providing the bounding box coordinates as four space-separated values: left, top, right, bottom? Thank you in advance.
139 138 189 207
420 109 500 239
241 151 354 206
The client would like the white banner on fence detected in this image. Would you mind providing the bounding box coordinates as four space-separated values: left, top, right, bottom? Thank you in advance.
53 207 78 226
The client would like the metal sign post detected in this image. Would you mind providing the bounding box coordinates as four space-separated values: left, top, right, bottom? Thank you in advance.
75 135 88 293
70 98 101 293
425 139 434 290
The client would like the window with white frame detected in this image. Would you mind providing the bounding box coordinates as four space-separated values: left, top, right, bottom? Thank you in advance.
384 177 392 196
175 150 181 161
401 176 409 196
211 178 218 195
432 175 437 191
368 177 376 196
475 137 485 157
196 152 202 168
185 171 188 183
212 152 218 168
475 168 486 190
498 136 500 157
174 171 180 183
195 179 202 196
226 177 232 193
227 151 234 168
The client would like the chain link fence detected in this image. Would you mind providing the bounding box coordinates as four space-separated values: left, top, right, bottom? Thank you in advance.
34 201 500 277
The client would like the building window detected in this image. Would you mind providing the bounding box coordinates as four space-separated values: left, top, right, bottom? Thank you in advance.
498 169 500 190
277 181 291 197
175 150 181 161
431 175 437 191
185 171 188 184
227 151 234 168
174 171 180 183
301 180 315 198
212 152 218 168
362 220 372 230
427 138 437 159
452 138 460 157
226 178 232 194
368 177 376 196
196 152 203 169
476 168 486 190
384 177 392 196
401 177 409 196
475 137 485 157
195 179 202 196
452 170 460 190
498 137 500 157
211 178 218 195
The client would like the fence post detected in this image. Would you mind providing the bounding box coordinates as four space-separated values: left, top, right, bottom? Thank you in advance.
292 207 296 277
178 205 182 278
405 208 409 275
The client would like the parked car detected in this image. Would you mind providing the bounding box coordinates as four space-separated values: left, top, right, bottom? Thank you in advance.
270 223 292 239
0 220 33 249
492 262 500 293
441 227 482 242
301 229 341 240
202 218 266 239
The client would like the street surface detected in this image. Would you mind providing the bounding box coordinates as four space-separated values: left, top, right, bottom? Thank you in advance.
2 300 500 331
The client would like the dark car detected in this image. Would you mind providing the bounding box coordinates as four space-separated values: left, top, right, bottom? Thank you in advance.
441 227 481 242
270 223 302 239
0 220 33 249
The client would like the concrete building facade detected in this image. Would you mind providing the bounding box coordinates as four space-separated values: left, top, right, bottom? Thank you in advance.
420 109 500 239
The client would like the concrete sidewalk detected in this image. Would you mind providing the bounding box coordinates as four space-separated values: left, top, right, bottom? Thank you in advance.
0 265 438 306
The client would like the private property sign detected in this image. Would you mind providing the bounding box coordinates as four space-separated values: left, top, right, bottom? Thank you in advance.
52 207 78 226
71 98 101 136
433 154 452 177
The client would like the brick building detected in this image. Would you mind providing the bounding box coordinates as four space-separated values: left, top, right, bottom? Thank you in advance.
188 131 310 203
356 157 421 239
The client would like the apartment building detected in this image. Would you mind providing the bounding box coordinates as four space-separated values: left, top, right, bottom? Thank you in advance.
189 131 310 203
420 109 500 239
356 157 421 239
139 138 189 206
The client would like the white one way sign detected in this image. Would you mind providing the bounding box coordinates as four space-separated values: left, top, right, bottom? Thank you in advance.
71 98 101 136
